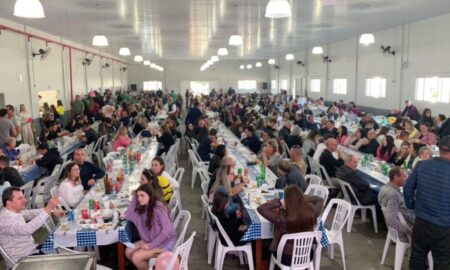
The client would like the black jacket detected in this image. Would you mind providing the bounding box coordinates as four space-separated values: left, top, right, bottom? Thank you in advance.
241 134 262 154
36 148 63 174
3 167 24 187
157 132 175 155
360 139 379 157
275 165 307 192
185 107 202 125
319 149 344 178
336 165 370 203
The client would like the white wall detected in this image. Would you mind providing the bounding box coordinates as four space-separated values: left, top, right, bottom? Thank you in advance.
128 60 271 95
270 13 450 115
0 17 128 117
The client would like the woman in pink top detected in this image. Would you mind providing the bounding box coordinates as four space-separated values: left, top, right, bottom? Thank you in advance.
418 122 437 145
376 135 396 162
112 126 132 151
337 125 348 145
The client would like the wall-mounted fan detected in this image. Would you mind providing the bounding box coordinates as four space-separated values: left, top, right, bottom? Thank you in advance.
82 57 92 66
32 48 52 60
102 63 110 69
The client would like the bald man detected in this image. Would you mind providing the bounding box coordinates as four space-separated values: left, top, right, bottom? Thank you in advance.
319 138 344 187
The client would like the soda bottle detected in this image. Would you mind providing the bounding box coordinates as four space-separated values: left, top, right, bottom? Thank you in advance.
260 160 266 181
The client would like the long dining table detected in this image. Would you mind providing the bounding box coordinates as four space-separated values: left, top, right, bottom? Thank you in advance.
40 136 158 270
213 121 327 270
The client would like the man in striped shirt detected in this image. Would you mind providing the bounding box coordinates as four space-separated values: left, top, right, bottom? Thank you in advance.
0 187 61 267
404 135 450 269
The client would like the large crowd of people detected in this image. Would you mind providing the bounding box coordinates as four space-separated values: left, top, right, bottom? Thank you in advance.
0 86 449 269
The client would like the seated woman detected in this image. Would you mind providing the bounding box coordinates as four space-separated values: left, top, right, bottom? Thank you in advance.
156 124 174 156
337 125 348 145
151 157 179 203
133 116 146 135
302 130 319 157
391 141 411 166
211 187 247 246
208 157 249 201
412 145 432 168
58 162 84 208
208 144 227 175
0 137 19 161
403 142 423 169
112 126 132 151
376 135 396 162
125 184 177 270
257 185 324 266
417 122 437 145
404 120 419 140
140 169 164 199
184 123 196 139
257 139 283 173
286 125 303 149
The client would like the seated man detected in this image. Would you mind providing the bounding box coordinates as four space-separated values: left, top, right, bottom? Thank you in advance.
0 187 62 266
36 143 63 176
378 167 415 242
336 155 378 205
241 126 262 154
0 156 24 187
319 138 344 179
275 159 307 191
74 148 105 190
278 121 292 143
78 122 99 145
360 129 380 157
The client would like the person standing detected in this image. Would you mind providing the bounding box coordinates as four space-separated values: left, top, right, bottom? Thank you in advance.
0 109 17 146
18 104 35 146
404 135 450 269
72 95 85 116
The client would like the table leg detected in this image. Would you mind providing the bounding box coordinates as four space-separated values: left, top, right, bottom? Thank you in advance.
256 239 262 270
117 243 125 270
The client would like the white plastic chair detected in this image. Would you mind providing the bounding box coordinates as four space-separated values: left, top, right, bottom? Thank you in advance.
305 174 322 185
319 199 351 270
174 167 185 185
54 245 112 270
188 149 209 189
31 176 58 209
0 243 16 269
380 210 434 270
167 231 196 270
211 211 254 270
168 196 180 223
269 231 322 270
20 181 34 209
204 201 217 264
305 184 329 204
50 164 62 177
339 180 378 233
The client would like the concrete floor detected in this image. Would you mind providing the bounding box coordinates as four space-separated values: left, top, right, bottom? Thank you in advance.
0 144 410 270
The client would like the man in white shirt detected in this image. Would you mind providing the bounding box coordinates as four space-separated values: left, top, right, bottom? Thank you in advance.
0 186 62 266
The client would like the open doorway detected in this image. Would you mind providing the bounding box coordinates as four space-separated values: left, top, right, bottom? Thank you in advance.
38 90 60 116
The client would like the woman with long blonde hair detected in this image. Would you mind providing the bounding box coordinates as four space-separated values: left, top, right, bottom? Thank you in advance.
112 126 132 151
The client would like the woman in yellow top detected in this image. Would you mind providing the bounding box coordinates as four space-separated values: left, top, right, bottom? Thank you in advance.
56 100 65 117
150 157 179 202
404 119 419 140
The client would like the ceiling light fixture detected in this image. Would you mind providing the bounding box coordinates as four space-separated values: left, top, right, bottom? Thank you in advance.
143 60 151 66
285 54 294 60
229 35 243 46
150 63 156 69
119 47 131 56
208 60 214 65
240 65 245 70
218 48 228 56
312 46 324 55
256 62 262 67
268 59 276 65
247 64 252 69
92 35 109 47
14 0 45 18
359 33 375 45
134 55 143 62
211 55 220 62
265 0 292 19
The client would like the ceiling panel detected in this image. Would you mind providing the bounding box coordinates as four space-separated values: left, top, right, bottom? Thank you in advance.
0 0 450 60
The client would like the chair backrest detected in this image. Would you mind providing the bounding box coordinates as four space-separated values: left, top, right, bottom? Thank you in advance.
174 168 185 185
304 174 322 185
201 181 209 195
187 150 200 167
167 231 196 270
281 142 290 158
321 198 351 234
173 210 191 249
0 244 16 269
276 231 322 268
307 156 320 176
317 163 333 187
305 184 329 203
51 164 62 177
198 168 210 183
380 207 403 243
338 180 362 206
21 181 34 206
169 197 180 222
209 208 236 248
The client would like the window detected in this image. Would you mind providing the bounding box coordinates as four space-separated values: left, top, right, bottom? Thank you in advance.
143 81 162 91
238 80 257 91
333 78 347 95
280 80 288 90
190 81 210 96
416 77 450 103
310 79 320 93
365 77 386 98
271 80 277 91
